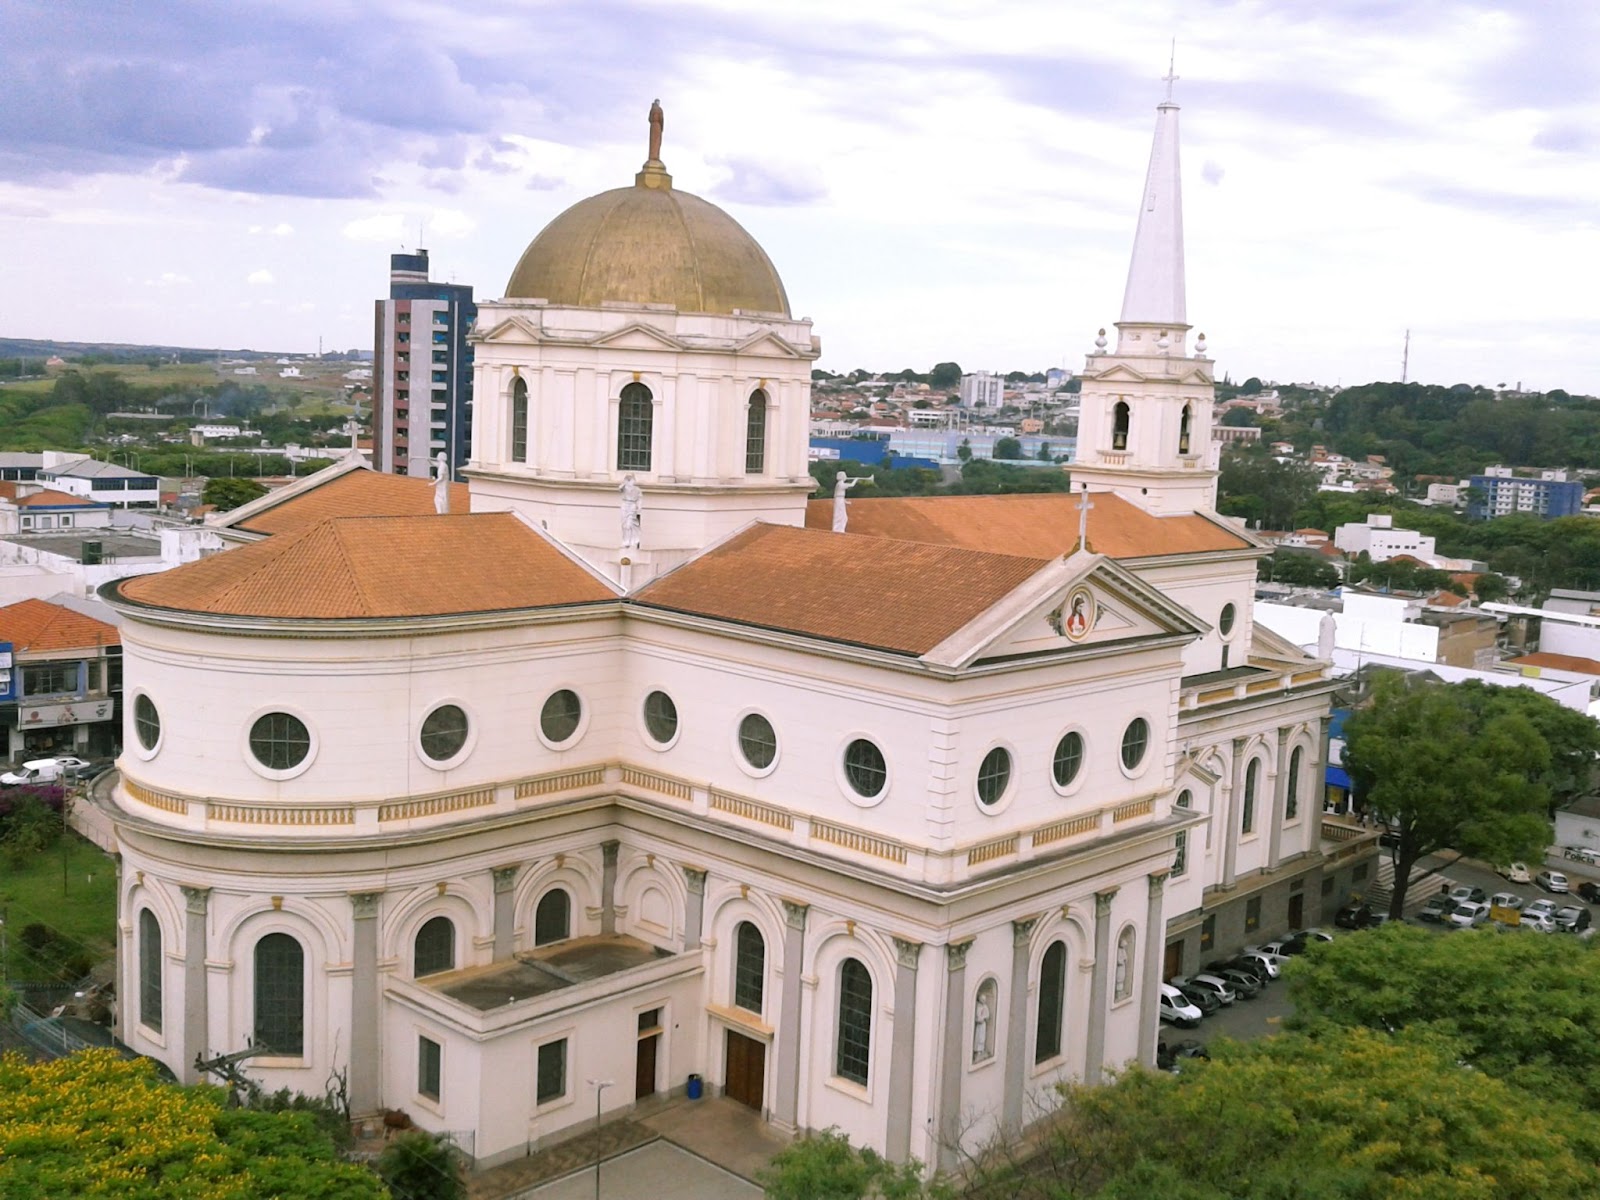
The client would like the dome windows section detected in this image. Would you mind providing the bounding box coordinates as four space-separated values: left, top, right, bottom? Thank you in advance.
976 746 1012 809
419 704 470 763
745 390 768 474
138 908 162 1034
247 710 314 779
413 916 456 978
616 382 654 472
1287 747 1303 821
842 738 888 802
835 957 873 1086
535 888 572 946
253 932 305 1057
642 690 678 746
1034 941 1067 1064
133 694 161 754
736 712 778 775
1120 718 1150 773
510 375 529 463
539 689 584 748
732 921 765 1014
1052 731 1085 792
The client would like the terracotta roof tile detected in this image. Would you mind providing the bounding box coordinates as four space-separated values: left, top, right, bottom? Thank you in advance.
634 523 1047 655
1509 652 1600 676
803 492 1249 559
117 514 616 619
235 470 471 536
0 598 120 651
0 482 95 507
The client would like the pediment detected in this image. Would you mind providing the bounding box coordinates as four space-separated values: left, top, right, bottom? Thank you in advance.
590 322 687 351
732 329 804 359
474 315 546 344
921 551 1208 669
1090 364 1150 384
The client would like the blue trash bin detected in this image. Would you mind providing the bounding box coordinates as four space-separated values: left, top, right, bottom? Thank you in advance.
687 1073 703 1100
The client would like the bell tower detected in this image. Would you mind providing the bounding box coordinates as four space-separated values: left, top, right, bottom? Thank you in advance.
1071 76 1218 516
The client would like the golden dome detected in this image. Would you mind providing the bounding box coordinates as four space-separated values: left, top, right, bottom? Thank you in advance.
504 103 790 317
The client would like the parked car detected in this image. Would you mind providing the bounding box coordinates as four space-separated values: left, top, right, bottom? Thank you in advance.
1175 982 1221 1015
1498 862 1532 884
1290 928 1335 946
0 755 90 786
1418 895 1456 923
1579 882 1600 904
1525 898 1559 921
1159 982 1203 1028
1156 1040 1209 1073
1207 965 1263 998
1554 906 1593 934
1519 911 1557 933
1179 973 1237 1007
1537 870 1571 893
1235 950 1282 981
1447 900 1490 928
1208 957 1266 988
1449 885 1488 906
1335 901 1383 930
1488 892 1524 912
1248 940 1298 963
1565 847 1600 865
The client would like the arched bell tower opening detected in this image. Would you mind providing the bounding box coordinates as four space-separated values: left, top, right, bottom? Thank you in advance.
465 102 821 585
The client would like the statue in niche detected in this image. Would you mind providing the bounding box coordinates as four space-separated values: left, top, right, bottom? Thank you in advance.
1115 940 1130 998
620 474 643 549
972 978 997 1062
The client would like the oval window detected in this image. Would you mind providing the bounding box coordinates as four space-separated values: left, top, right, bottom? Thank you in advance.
738 713 777 770
134 694 161 751
420 704 469 761
1121 718 1150 771
976 747 1011 807
249 712 310 771
844 739 887 798
1220 602 1237 637
643 690 678 744
1053 731 1084 788
540 689 582 744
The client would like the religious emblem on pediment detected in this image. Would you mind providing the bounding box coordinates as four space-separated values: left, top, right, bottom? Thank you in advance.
1048 585 1097 641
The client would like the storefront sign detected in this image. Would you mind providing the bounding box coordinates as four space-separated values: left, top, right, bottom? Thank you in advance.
18 698 113 727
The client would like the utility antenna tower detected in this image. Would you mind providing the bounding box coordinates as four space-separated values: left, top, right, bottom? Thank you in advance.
1401 329 1410 383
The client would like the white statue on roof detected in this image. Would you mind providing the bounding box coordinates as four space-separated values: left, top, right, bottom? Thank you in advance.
620 475 642 549
432 453 451 515
824 470 872 533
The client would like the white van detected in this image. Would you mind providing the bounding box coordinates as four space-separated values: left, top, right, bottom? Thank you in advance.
0 756 90 786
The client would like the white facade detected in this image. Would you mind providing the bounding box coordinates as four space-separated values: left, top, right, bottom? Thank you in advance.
959 372 1005 409
1332 514 1437 563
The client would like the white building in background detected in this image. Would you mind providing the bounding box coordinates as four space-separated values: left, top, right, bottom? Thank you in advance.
1332 514 1436 563
95 97 1341 1174
959 372 1005 409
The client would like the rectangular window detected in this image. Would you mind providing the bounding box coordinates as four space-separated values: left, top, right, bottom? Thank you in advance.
638 1008 661 1033
1172 830 1188 877
1245 897 1262 932
1199 915 1215 952
1352 862 1369 883
23 663 77 696
536 1038 567 1105
85 662 101 692
418 1036 442 1102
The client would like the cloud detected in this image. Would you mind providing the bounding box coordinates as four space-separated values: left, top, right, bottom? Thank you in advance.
247 269 274 285
526 174 565 191
248 222 294 236
710 158 826 207
146 272 192 287
0 199 50 218
341 212 409 243
1405 182 1590 222
1201 160 1224 186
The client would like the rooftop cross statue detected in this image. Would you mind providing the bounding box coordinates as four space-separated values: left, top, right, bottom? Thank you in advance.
1162 40 1179 101
648 99 664 162
1076 485 1094 553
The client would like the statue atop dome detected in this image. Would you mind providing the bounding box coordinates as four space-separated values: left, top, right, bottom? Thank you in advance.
648 99 664 163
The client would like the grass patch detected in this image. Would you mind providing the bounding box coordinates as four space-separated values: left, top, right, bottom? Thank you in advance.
0 831 117 982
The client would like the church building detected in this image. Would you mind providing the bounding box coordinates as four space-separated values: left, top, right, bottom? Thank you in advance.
98 96 1345 1170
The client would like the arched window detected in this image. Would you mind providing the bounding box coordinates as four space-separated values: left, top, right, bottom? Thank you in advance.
413 916 455 978
733 921 765 1013
1243 758 1260 834
1115 927 1136 1001
138 908 162 1033
535 889 571 946
617 382 654 471
1112 401 1130 451
510 376 529 463
1035 941 1066 1063
1179 403 1192 455
745 390 768 474
1287 747 1303 820
254 932 305 1056
836 958 873 1085
1173 789 1192 876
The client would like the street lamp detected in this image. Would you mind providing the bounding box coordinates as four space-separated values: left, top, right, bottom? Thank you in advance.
586 1079 613 1200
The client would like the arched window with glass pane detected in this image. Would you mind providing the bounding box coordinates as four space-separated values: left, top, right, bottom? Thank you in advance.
413 916 455 978
535 888 571 946
139 908 162 1033
1286 747 1303 820
836 958 873 1085
1112 401 1130 451
1035 941 1066 1063
254 932 305 1056
745 390 767 474
733 921 765 1013
1243 758 1260 834
617 382 654 471
510 376 529 463
1178 403 1192 454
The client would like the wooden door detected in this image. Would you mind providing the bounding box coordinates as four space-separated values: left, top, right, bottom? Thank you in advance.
1163 939 1184 982
1288 892 1305 930
724 1030 765 1110
635 1033 659 1100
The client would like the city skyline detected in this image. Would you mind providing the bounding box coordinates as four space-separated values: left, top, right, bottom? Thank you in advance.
2 0 1597 392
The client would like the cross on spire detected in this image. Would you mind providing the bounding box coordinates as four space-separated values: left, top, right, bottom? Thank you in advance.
1162 40 1179 102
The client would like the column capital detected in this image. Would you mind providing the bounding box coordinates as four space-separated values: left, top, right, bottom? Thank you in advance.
349 891 382 919
946 938 975 971
891 936 923 970
682 865 708 896
1147 871 1169 898
491 864 520 893
1012 915 1039 945
781 899 810 930
180 885 211 915
1094 889 1118 918
601 839 621 866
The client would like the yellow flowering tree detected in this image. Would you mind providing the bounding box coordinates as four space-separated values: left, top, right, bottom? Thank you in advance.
0 1050 386 1199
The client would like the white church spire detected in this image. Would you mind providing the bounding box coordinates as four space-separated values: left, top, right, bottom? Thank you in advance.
1118 60 1186 328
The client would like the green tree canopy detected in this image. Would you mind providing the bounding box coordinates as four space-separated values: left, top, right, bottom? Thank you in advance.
1259 550 1340 588
993 436 1023 460
1216 449 1321 530
202 477 269 511
928 362 962 389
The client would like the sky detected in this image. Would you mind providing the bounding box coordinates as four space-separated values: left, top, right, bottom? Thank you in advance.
1 0 1597 393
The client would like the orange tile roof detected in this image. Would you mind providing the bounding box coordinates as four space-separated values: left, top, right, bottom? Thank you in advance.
1427 590 1467 607
0 598 119 651
234 470 471 536
1509 652 1600 676
802 492 1250 559
0 482 95 507
634 523 1048 655
117 515 616 619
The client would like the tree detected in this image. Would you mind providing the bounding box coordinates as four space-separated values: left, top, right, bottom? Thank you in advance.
376 1130 467 1200
957 438 972 463
1342 673 1554 917
1037 442 1053 462
1216 450 1320 530
0 1050 386 1198
202 477 269 511
1219 406 1258 427
1258 551 1339 589
1240 376 1264 395
993 436 1023 460
1473 571 1510 602
1285 922 1600 1110
758 1128 938 1200
928 362 962 389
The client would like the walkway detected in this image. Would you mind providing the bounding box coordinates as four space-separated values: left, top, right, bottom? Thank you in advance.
516 1142 760 1200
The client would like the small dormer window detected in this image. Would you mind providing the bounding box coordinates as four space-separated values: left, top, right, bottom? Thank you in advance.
1113 401 1130 451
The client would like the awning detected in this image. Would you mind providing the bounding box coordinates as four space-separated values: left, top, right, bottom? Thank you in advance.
1325 765 1352 791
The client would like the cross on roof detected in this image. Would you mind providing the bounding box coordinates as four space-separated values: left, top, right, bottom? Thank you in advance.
1163 41 1179 101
